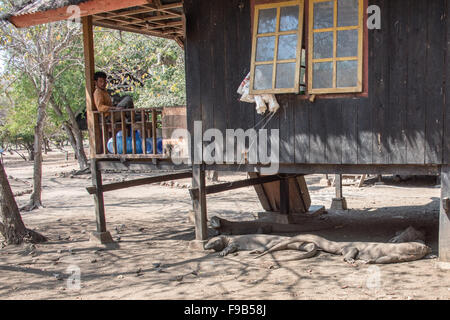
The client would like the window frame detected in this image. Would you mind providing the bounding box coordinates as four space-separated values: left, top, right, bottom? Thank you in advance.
249 0 305 95
307 0 364 94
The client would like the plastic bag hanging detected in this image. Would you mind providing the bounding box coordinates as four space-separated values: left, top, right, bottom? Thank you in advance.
237 72 279 115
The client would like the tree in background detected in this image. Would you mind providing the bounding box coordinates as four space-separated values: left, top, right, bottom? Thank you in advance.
0 0 82 210
49 63 88 170
94 29 186 108
0 4 187 212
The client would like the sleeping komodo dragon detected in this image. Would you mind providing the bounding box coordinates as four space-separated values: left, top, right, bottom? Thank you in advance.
255 234 432 264
205 234 318 261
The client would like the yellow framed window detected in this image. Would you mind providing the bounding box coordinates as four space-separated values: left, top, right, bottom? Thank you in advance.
308 0 364 94
250 0 305 95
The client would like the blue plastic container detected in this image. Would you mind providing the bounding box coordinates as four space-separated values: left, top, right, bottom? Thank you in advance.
107 130 162 154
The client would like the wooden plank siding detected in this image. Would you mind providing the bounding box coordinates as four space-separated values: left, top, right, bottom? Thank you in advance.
185 0 449 167
446 0 450 165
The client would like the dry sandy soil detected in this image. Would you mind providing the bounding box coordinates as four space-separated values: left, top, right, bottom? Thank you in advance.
0 149 449 300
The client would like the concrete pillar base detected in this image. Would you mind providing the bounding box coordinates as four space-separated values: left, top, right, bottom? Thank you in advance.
330 197 348 211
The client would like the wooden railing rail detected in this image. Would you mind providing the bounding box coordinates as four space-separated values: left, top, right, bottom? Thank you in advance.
92 107 163 158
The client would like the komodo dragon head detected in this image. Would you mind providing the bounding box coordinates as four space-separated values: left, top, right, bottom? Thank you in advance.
210 216 222 229
204 236 226 251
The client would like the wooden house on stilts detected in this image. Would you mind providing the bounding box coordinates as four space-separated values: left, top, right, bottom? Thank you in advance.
3 0 450 261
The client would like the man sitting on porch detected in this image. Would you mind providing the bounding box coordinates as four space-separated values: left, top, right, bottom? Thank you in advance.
93 71 134 112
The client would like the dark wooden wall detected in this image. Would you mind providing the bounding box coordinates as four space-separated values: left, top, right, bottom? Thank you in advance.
184 0 450 166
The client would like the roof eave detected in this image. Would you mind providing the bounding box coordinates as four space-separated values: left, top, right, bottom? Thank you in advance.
8 0 151 28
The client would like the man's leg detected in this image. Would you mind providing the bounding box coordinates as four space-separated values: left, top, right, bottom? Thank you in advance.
116 95 134 109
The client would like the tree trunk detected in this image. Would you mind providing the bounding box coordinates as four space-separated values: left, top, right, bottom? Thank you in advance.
26 142 34 161
23 98 48 211
0 161 47 244
50 97 89 171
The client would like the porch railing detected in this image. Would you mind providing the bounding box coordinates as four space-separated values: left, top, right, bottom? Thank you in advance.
92 107 165 159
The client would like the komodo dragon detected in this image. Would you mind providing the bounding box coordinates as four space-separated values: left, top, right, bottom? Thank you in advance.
210 216 331 235
255 234 432 264
205 234 318 260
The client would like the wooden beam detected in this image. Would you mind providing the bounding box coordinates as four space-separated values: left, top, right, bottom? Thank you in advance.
189 174 290 200
10 0 152 28
207 164 441 176
152 109 157 155
279 174 290 215
96 160 190 171
93 6 156 21
86 171 192 194
92 20 178 40
440 166 450 261
82 16 100 157
335 174 343 198
192 165 207 240
91 160 106 233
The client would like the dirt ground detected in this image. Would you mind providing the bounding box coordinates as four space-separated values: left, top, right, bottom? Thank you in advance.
0 149 449 300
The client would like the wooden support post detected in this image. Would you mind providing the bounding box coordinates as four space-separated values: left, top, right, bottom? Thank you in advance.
141 110 147 154
192 165 207 241
82 16 101 156
152 109 157 155
439 166 450 261
121 111 127 154
330 174 347 210
131 112 136 154
335 174 343 198
89 160 114 244
279 174 290 215
101 114 108 155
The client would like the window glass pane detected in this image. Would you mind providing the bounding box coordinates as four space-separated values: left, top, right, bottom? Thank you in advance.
256 36 275 62
254 64 274 90
338 0 359 27
314 1 334 29
313 62 333 89
280 5 299 32
276 63 296 89
278 34 298 60
337 60 358 87
337 29 358 57
258 8 277 34
313 32 333 59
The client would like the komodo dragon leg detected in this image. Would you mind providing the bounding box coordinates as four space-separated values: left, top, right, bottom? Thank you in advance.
219 244 239 257
341 247 359 264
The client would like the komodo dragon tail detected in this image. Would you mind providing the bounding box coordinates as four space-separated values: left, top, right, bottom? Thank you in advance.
273 242 319 262
255 235 326 259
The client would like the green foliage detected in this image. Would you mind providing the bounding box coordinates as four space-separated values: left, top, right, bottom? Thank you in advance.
94 29 186 108
0 75 36 148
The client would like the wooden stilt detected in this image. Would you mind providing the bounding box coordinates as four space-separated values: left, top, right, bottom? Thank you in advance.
279 174 290 215
82 16 102 156
90 160 114 244
439 166 450 261
192 165 207 240
330 174 347 210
